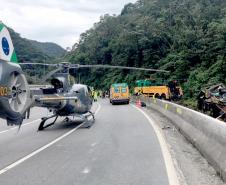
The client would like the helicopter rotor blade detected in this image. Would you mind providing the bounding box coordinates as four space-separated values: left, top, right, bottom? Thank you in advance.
19 62 169 82
19 62 168 72
71 64 169 73
19 63 58 67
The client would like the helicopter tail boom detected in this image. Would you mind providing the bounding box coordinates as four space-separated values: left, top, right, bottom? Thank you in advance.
34 95 78 110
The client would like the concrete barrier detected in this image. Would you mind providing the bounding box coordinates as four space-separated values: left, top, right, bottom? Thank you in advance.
132 96 226 181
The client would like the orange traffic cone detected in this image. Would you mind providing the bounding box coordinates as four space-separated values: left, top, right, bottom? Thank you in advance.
136 99 141 108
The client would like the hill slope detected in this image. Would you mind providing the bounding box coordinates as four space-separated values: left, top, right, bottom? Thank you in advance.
9 28 65 62
29 41 66 58
66 0 226 99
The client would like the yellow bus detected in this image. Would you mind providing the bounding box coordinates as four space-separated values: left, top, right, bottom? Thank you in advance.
134 80 183 100
110 83 130 104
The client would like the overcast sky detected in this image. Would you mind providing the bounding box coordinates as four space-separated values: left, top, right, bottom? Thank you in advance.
0 0 137 49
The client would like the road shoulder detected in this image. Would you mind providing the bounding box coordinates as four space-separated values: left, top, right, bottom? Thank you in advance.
141 105 225 185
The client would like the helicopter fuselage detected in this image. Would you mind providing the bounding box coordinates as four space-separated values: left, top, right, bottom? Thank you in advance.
33 84 93 116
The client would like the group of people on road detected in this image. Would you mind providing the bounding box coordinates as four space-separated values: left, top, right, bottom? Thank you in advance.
92 90 110 102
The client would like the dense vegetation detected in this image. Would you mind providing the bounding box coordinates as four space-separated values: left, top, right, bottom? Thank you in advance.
66 0 226 101
29 41 66 59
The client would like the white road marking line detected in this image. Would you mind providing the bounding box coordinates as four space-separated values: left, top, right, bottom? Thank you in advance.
23 119 41 126
82 167 90 174
91 142 97 147
94 102 101 116
0 119 41 134
0 102 101 176
132 105 180 185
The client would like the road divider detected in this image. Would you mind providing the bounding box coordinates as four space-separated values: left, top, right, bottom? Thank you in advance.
132 96 226 182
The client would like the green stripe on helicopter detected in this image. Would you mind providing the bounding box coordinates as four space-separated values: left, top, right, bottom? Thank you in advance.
0 24 3 32
10 50 18 63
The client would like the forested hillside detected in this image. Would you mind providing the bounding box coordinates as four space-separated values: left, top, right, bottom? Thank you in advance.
29 41 66 58
66 0 226 100
9 28 65 63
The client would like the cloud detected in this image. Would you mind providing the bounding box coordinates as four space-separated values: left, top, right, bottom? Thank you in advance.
0 0 137 48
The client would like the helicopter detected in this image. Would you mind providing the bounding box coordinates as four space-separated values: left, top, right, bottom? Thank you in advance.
0 21 169 130
19 62 169 130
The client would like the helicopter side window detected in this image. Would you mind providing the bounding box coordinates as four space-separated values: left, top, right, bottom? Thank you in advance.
51 79 63 89
49 79 64 93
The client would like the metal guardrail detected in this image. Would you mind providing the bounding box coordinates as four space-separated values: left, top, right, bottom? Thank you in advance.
132 96 226 182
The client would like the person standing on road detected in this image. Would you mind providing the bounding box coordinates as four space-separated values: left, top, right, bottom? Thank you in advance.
94 91 98 102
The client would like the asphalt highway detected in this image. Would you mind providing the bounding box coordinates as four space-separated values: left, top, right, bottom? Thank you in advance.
0 99 175 185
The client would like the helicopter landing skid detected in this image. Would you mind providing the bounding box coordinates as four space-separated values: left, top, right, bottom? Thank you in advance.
80 111 95 128
38 115 58 131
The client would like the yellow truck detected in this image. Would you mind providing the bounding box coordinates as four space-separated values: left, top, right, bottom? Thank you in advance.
134 80 183 100
110 83 130 104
